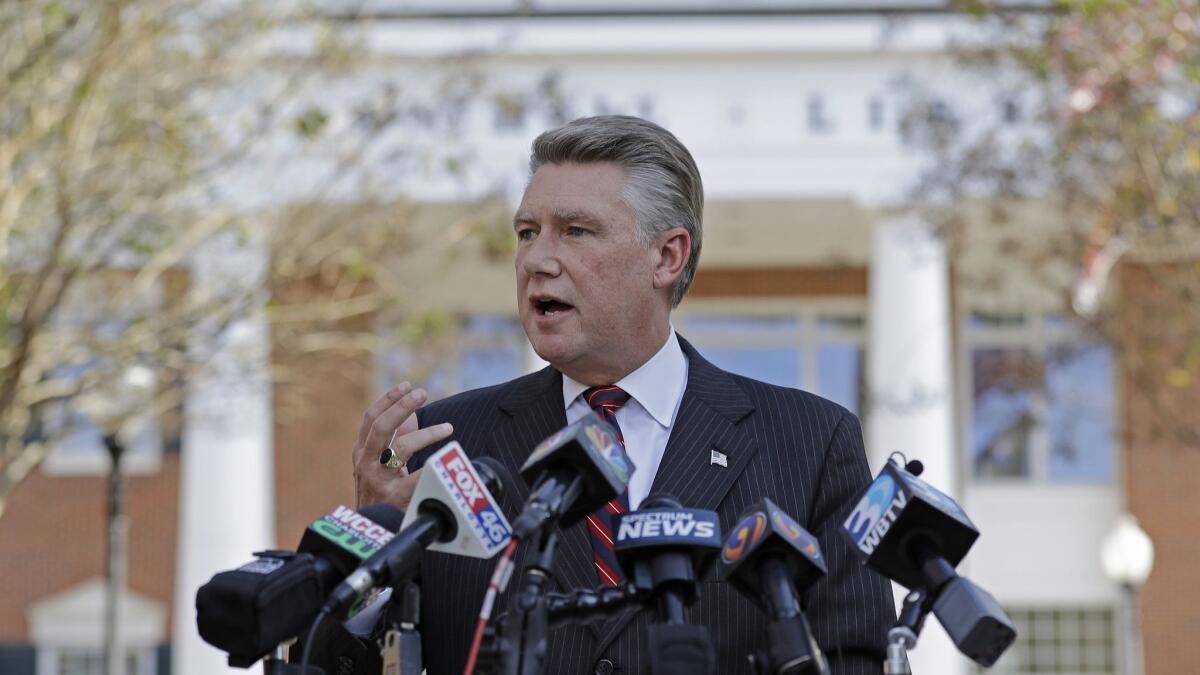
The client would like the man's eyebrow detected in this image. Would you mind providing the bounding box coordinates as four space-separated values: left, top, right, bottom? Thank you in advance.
550 209 604 228
512 210 605 229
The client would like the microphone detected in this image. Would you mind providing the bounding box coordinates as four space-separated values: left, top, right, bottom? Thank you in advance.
717 499 828 675
484 416 635 675
298 502 406 569
512 411 635 538
613 494 722 675
324 442 512 614
195 503 405 666
612 494 722 621
841 459 1016 667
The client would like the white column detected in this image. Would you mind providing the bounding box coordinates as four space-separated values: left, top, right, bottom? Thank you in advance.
173 233 275 675
867 215 962 675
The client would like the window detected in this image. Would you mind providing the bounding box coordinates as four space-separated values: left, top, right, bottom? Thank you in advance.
977 606 1116 674
377 315 526 400
806 95 833 134
456 316 525 393
38 647 154 675
29 580 164 675
57 649 140 675
379 311 866 414
679 310 865 416
868 96 886 132
963 313 1116 482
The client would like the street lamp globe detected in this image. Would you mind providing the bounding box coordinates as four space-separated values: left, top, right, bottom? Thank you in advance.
1100 513 1154 589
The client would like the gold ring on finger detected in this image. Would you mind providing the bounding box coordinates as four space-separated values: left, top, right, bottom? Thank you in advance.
378 446 406 471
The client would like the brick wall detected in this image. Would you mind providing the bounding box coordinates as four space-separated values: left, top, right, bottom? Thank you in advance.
0 454 179 639
1118 264 1200 674
272 348 372 548
270 274 377 546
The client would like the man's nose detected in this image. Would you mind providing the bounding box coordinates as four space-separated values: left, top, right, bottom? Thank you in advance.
521 234 562 277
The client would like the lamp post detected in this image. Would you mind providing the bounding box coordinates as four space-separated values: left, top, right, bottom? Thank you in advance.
79 365 155 675
102 433 128 675
1100 513 1154 675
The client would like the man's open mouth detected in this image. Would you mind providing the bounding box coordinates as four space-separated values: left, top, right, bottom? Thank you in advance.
534 298 574 316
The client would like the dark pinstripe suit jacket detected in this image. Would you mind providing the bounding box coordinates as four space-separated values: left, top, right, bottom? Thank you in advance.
412 336 894 675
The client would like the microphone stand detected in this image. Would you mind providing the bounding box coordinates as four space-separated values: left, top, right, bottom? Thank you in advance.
546 583 643 628
256 642 311 674
882 537 958 674
500 529 560 675
751 556 826 675
642 557 716 675
884 588 932 675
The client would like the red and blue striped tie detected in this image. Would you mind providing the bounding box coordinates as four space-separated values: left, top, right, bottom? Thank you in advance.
583 385 631 586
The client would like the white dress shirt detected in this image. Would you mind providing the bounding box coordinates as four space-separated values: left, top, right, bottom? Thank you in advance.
562 328 689 510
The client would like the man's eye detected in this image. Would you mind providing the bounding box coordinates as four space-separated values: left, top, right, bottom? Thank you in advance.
516 229 536 241
565 226 588 237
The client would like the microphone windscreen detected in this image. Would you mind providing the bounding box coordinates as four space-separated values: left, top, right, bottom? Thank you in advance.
357 503 407 531
297 504 406 575
473 456 513 502
904 459 925 476
641 493 683 510
520 411 634 527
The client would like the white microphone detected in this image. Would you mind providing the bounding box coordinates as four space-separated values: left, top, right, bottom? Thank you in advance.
324 442 513 613
401 441 513 558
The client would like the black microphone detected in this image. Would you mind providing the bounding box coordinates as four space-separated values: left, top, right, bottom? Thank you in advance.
511 411 635 538
323 444 512 614
841 459 1016 667
612 493 722 621
718 498 828 675
195 503 405 667
612 494 722 675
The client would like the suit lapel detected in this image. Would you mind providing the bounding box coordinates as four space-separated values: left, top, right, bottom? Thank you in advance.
593 335 759 653
493 365 605 639
650 336 758 510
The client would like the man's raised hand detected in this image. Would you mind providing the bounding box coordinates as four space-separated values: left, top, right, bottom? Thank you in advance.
352 382 454 510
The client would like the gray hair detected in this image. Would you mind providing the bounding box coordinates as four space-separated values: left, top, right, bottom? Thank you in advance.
529 115 703 308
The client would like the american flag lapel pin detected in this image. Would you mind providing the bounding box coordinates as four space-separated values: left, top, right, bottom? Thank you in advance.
710 449 728 468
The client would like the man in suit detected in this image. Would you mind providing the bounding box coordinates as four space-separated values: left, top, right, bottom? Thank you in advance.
351 115 895 674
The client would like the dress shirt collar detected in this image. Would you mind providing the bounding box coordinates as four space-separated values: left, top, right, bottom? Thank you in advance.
561 327 687 428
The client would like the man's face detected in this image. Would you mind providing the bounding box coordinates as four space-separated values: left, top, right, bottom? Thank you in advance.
514 161 668 383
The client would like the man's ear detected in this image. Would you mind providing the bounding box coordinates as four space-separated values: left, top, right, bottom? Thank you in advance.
652 227 691 291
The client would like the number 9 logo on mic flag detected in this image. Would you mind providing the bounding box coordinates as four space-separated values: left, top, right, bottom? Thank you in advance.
722 512 766 564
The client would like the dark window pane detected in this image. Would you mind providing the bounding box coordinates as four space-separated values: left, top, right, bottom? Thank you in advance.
703 348 800 389
971 348 1039 478
817 344 862 415
1046 343 1115 482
